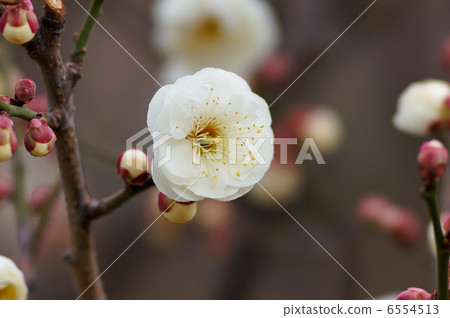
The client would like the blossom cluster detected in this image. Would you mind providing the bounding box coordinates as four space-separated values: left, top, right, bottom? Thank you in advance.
0 78 56 161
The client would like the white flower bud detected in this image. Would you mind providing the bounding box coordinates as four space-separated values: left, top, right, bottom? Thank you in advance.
158 193 198 224
393 80 450 136
117 149 151 186
289 106 344 154
0 255 28 300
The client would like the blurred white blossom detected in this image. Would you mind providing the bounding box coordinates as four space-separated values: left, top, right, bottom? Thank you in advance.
153 0 280 83
0 255 28 300
393 80 450 136
147 68 274 202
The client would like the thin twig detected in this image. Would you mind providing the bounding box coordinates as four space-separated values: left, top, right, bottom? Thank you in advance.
89 179 155 220
71 0 105 65
0 99 43 122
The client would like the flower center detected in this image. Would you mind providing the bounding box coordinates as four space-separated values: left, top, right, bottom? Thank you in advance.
0 284 16 300
193 17 223 42
188 117 223 155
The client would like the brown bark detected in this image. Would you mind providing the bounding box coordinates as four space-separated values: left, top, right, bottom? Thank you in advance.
23 1 106 300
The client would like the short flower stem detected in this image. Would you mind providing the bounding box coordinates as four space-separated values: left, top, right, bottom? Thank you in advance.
0 99 43 122
421 181 450 300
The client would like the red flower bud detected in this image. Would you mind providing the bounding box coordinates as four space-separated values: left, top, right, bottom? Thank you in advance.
0 111 17 162
158 192 197 224
418 139 448 182
24 117 56 157
396 287 433 300
117 149 151 186
0 1 38 45
14 78 36 104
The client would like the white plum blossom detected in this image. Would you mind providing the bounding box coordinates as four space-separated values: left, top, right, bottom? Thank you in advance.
147 68 274 202
153 0 280 83
0 255 28 300
393 79 450 136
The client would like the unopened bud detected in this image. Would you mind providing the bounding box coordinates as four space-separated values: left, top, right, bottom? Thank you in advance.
418 139 448 182
396 287 433 300
258 51 293 85
28 185 51 210
288 106 344 154
158 193 197 224
24 117 56 157
117 149 150 186
0 177 14 201
0 111 17 162
14 78 35 104
0 0 38 45
356 195 422 245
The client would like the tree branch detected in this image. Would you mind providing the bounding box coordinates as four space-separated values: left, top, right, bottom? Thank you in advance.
5 0 152 300
88 179 155 220
22 0 106 300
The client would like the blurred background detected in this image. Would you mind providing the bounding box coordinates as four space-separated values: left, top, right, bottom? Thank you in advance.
1 0 450 299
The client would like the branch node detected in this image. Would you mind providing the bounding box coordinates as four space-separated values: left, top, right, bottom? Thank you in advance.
63 252 76 265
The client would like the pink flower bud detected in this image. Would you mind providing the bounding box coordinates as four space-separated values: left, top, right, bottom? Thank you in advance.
158 192 198 224
14 78 36 104
28 185 52 211
0 177 14 201
258 51 293 84
117 149 150 186
418 139 448 181
0 111 17 162
357 195 422 245
24 117 56 157
0 1 38 45
396 287 433 300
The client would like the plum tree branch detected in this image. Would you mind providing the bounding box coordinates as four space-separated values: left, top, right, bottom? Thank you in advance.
19 0 106 300
1 0 155 300
88 179 155 220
